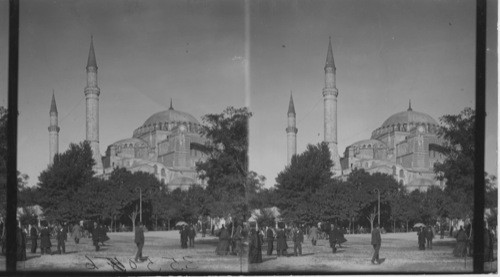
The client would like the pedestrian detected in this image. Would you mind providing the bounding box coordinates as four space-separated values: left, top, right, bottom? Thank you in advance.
215 225 230 255
30 224 38 254
309 224 318 246
276 223 288 257
188 224 196 247
202 222 207 237
453 226 467 257
17 224 27 261
134 221 145 262
99 223 110 246
440 225 445 239
450 226 454 238
211 224 215 236
425 226 434 249
72 223 82 244
266 226 274 255
248 224 263 263
292 225 304 256
232 222 243 256
329 224 337 253
92 222 100 252
40 223 51 255
418 227 426 250
180 225 188 249
56 223 67 254
333 224 347 248
371 223 382 264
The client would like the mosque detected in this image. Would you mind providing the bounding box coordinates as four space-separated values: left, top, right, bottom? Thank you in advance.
48 37 208 190
286 38 446 192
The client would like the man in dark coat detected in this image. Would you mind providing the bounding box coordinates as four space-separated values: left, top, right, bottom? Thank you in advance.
276 224 287 257
202 222 207 237
39 224 51 255
188 224 196 247
418 227 426 250
453 226 467 257
180 225 188 248
56 223 67 254
92 222 100 252
425 226 434 249
216 225 230 255
371 223 382 264
329 224 338 253
99 223 110 246
232 222 243 256
17 225 27 261
30 225 38 254
135 222 145 262
266 226 274 255
292 225 304 256
248 227 263 263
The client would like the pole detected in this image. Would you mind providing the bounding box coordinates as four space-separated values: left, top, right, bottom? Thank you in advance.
378 190 380 226
139 188 142 223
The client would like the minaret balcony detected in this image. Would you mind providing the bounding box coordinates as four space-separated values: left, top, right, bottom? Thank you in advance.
286 126 298 134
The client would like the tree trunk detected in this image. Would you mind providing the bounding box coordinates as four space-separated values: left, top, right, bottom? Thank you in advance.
167 218 170 231
393 219 396 233
155 214 158 231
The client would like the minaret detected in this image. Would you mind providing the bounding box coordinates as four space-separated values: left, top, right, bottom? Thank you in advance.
322 37 341 172
84 36 103 172
48 91 60 166
286 91 298 164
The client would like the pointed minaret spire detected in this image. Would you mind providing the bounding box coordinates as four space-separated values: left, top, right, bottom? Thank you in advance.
408 99 413 111
325 36 335 70
169 98 174 110
87 35 98 69
50 90 58 114
287 91 296 115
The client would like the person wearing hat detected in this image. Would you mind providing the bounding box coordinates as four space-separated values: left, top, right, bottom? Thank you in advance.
276 223 288 257
292 224 304 256
135 221 145 262
30 224 38 254
248 223 263 263
266 225 275 255
40 222 51 255
56 223 67 254
92 222 100 251
371 223 382 264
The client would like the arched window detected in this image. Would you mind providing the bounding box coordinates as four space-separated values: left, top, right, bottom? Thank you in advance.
161 168 166 177
399 169 405 178
392 166 397 176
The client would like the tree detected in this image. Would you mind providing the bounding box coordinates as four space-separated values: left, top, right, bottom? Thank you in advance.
434 107 475 218
36 141 96 222
196 107 252 221
274 142 333 223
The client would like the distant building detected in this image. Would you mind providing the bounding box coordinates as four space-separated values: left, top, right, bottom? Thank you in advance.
287 38 446 192
48 38 208 191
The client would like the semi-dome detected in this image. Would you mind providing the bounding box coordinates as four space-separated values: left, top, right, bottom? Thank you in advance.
349 139 387 149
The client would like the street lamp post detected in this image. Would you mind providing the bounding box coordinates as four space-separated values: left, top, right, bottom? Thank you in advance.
374 189 380 226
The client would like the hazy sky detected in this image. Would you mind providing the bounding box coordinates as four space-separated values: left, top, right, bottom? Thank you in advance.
0 0 496 187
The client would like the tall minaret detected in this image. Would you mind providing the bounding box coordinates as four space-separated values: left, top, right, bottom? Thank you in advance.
286 92 298 164
84 36 103 172
322 37 341 172
48 91 60 166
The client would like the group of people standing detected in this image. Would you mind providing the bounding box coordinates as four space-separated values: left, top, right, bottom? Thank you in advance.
179 224 197 248
215 222 244 256
417 225 435 250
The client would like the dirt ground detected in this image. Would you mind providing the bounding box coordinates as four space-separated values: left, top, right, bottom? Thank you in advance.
3 231 496 273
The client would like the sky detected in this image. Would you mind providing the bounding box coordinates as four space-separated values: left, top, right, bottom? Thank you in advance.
0 0 496 188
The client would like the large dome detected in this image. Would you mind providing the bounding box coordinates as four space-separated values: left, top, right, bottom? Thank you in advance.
142 108 200 127
381 109 438 128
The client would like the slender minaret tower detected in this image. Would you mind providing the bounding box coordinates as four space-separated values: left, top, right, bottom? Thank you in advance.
48 91 60 166
84 36 103 172
322 37 341 172
286 92 298 164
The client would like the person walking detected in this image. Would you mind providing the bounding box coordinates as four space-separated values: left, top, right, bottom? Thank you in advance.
17 224 27 261
276 224 288 257
292 225 304 256
72 223 82 244
30 225 38 254
92 222 100 252
40 224 51 255
232 222 243 256
180 225 188 249
266 226 274 255
248 225 263 263
188 224 196 247
134 221 145 262
371 223 382 264
418 227 426 250
99 223 110 246
202 222 207 238
309 224 318 246
56 223 67 254
425 226 434 249
440 224 445 239
453 226 467 257
215 225 230 255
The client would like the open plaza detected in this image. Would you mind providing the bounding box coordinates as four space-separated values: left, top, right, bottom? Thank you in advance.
7 230 496 273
